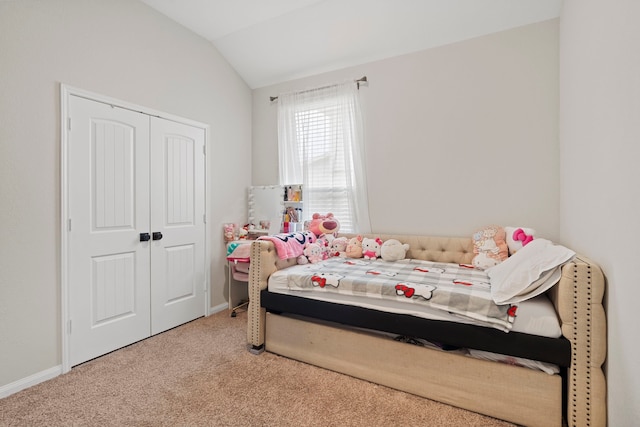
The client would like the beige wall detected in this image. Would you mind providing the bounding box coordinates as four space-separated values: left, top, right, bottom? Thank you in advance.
253 19 559 239
0 0 252 388
559 1 640 425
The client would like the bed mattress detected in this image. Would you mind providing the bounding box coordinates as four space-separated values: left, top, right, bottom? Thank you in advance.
268 258 562 338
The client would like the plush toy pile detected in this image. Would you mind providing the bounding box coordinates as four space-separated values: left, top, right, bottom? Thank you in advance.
297 213 341 264
297 213 412 264
295 215 539 268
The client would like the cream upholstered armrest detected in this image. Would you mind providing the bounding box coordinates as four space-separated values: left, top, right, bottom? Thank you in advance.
247 240 297 352
549 255 607 427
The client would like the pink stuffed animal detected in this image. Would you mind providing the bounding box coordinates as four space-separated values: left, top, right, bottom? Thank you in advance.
329 236 348 257
308 213 340 238
303 242 327 263
295 230 318 264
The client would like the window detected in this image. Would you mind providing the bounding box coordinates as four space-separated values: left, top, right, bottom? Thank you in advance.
277 81 370 233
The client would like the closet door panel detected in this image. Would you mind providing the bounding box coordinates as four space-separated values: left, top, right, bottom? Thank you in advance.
149 117 206 335
68 96 151 366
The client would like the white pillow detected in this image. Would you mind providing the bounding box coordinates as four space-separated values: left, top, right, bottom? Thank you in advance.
487 238 575 304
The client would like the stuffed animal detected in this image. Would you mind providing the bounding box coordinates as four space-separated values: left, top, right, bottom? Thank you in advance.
289 230 317 264
345 235 364 258
381 239 410 261
315 235 332 258
329 236 348 257
308 213 340 238
471 225 508 270
223 223 236 242
301 230 317 245
362 237 383 260
303 242 327 263
504 226 536 255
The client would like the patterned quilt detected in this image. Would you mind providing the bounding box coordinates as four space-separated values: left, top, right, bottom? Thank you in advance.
278 257 517 332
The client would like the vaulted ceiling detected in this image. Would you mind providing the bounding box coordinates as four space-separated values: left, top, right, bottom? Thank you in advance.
141 0 563 89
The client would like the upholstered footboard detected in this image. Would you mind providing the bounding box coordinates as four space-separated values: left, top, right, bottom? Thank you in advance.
247 240 294 352
247 236 607 427
548 255 607 427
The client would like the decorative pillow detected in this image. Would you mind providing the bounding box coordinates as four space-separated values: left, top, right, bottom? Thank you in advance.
487 238 575 304
505 226 536 255
471 225 509 270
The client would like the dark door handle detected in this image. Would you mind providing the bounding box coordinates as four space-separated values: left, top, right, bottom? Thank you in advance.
152 232 163 241
140 233 151 242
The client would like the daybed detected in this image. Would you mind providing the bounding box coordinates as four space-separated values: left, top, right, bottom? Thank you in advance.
246 233 606 427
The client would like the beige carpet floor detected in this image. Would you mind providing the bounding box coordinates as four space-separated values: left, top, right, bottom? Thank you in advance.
0 309 515 426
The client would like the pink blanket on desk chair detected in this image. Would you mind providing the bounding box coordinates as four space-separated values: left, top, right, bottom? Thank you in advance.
226 242 251 262
258 231 316 260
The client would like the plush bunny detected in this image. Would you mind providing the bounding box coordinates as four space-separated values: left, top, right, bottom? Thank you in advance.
345 235 364 258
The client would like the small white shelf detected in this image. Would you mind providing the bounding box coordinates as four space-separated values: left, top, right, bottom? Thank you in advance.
248 229 269 234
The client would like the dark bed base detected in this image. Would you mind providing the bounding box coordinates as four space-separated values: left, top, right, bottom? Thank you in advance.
261 289 571 367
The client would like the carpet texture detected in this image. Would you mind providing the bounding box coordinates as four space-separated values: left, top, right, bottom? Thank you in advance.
0 310 515 426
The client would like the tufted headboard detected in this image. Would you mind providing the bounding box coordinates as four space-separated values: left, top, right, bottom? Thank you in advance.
343 233 475 264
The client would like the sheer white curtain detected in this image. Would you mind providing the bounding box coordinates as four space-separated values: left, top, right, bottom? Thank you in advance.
278 81 371 233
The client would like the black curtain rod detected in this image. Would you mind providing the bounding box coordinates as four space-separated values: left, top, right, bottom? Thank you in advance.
269 76 367 102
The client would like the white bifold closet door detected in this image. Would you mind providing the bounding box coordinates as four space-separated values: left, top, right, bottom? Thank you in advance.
149 117 205 335
68 95 205 366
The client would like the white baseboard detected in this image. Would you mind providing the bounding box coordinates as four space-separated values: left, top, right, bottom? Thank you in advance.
209 302 228 315
0 365 62 399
